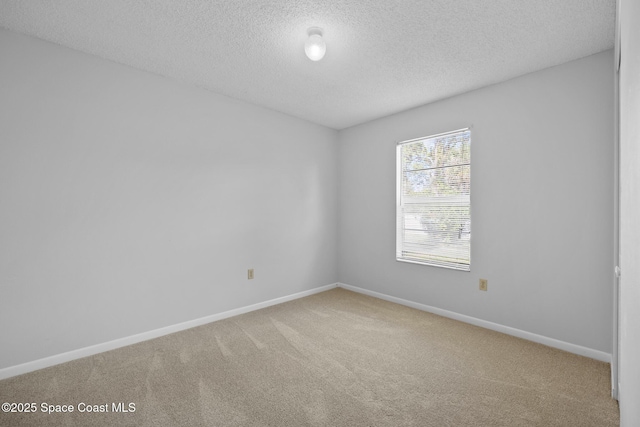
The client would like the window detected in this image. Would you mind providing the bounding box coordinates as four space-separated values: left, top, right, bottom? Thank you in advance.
396 128 471 271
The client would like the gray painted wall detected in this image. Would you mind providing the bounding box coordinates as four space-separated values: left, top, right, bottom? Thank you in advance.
338 50 614 353
619 0 640 422
0 26 616 373
0 29 339 369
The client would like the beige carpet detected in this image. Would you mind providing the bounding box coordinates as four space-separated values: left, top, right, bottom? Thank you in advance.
0 288 619 426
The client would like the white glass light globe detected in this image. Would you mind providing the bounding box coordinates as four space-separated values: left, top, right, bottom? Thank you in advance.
305 31 326 61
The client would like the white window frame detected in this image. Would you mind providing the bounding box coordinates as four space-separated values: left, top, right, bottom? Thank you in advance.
396 128 471 271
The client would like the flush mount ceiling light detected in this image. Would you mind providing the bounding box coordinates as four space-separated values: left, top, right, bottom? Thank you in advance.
304 27 326 61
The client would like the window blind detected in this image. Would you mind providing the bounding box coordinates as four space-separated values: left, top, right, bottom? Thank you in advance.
396 128 471 271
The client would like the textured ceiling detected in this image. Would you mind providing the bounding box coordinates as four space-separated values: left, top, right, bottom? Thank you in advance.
0 1 615 130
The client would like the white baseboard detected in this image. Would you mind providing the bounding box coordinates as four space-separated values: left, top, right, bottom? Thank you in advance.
337 283 611 363
0 283 338 380
1 281 610 380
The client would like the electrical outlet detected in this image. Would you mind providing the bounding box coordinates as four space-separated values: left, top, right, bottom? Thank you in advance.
479 279 488 291
248 269 254 280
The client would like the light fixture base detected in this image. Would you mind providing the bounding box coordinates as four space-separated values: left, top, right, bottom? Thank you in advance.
307 27 323 37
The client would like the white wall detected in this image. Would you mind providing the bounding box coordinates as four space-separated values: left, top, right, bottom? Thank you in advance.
339 51 614 353
0 25 617 375
618 0 640 422
0 29 338 369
